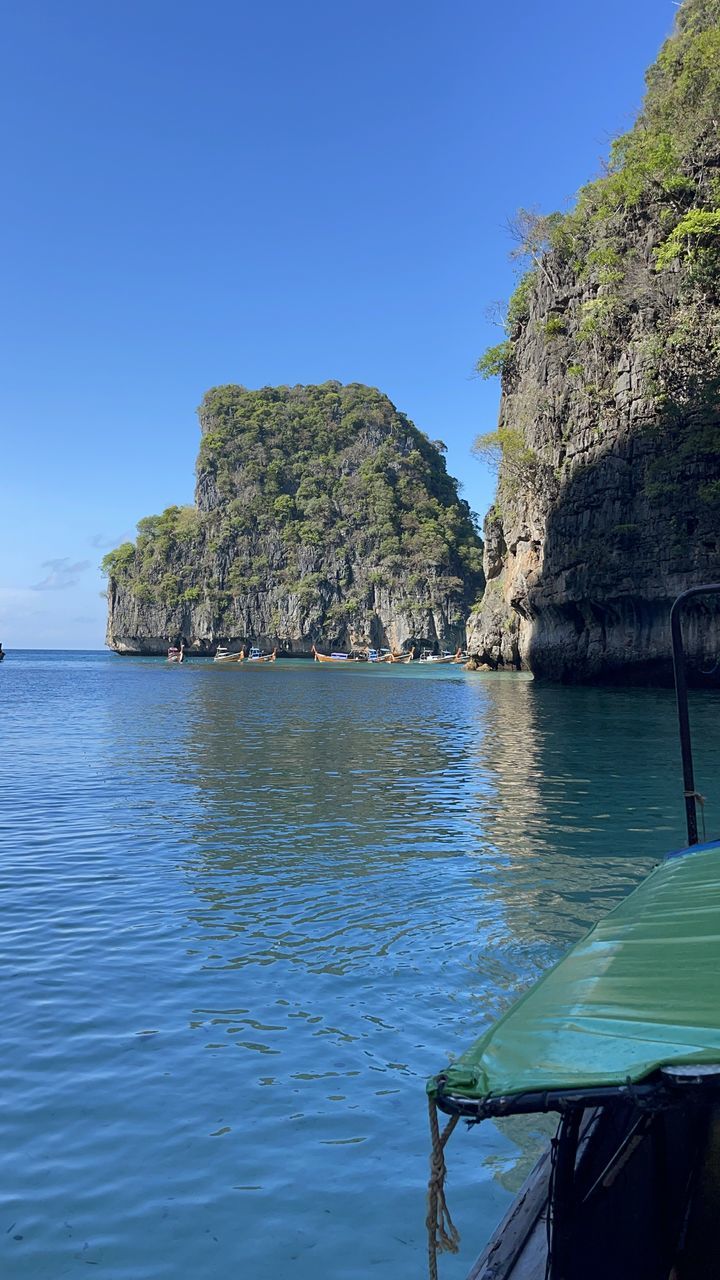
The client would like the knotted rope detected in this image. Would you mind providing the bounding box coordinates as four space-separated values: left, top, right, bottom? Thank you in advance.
426 1094 460 1280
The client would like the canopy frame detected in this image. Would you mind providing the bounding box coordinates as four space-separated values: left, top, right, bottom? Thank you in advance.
435 1066 720 1122
671 582 720 845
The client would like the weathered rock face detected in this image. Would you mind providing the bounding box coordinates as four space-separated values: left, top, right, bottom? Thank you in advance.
105 382 484 655
468 0 720 682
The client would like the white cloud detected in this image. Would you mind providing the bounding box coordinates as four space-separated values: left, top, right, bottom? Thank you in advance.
89 532 132 550
32 558 92 591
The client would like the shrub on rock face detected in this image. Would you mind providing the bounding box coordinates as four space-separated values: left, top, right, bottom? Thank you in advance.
475 342 514 380
655 209 720 287
472 428 539 498
101 542 136 580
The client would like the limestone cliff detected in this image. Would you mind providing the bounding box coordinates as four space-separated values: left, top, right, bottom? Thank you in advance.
468 0 720 682
104 382 484 655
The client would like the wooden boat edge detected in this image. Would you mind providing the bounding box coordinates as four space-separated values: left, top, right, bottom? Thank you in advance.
467 1111 599 1280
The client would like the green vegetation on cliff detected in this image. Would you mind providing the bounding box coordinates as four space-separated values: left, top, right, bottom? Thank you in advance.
468 0 720 682
102 506 202 605
196 382 481 575
473 0 720 523
103 382 484 649
476 0 720 386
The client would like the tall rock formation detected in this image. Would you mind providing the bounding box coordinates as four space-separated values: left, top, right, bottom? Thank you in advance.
104 382 484 655
468 0 720 682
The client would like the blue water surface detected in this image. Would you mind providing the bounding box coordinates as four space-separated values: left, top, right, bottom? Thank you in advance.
2 651 720 1280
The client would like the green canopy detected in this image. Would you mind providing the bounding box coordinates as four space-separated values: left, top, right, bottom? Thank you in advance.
429 841 720 1106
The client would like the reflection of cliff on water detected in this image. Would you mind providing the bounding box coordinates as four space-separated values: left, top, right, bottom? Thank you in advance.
174 670 720 1061
466 679 716 977
164 664 524 1277
180 665 484 875
462 679 720 1019
456 678 720 1193
92 660 720 1272
172 665 504 1047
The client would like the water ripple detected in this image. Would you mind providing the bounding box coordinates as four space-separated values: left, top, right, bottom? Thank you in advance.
2 653 719 1278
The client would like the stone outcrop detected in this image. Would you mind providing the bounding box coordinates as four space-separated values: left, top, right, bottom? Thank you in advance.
468 0 720 682
104 382 484 655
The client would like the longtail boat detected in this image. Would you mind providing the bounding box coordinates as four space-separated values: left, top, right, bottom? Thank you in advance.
385 649 413 664
247 647 277 663
311 645 359 663
426 585 720 1280
419 647 462 664
213 646 244 663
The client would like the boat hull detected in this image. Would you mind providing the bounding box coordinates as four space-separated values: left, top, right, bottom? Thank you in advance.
419 649 462 665
311 647 359 663
468 1097 717 1280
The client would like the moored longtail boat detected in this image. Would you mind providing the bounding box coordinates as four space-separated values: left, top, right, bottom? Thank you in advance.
426 585 720 1280
213 646 245 663
382 648 413 663
311 645 359 663
247 647 277 663
419 647 462 664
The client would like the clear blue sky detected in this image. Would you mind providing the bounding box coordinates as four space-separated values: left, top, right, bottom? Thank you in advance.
1 0 677 648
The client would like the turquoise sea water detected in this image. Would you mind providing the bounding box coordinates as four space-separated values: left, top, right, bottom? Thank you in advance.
3 651 720 1280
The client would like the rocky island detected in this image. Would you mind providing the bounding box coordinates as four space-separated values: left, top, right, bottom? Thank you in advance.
468 0 720 682
105 1 720 683
103 382 484 655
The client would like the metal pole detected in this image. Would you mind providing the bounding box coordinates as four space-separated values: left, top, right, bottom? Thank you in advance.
670 584 720 846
